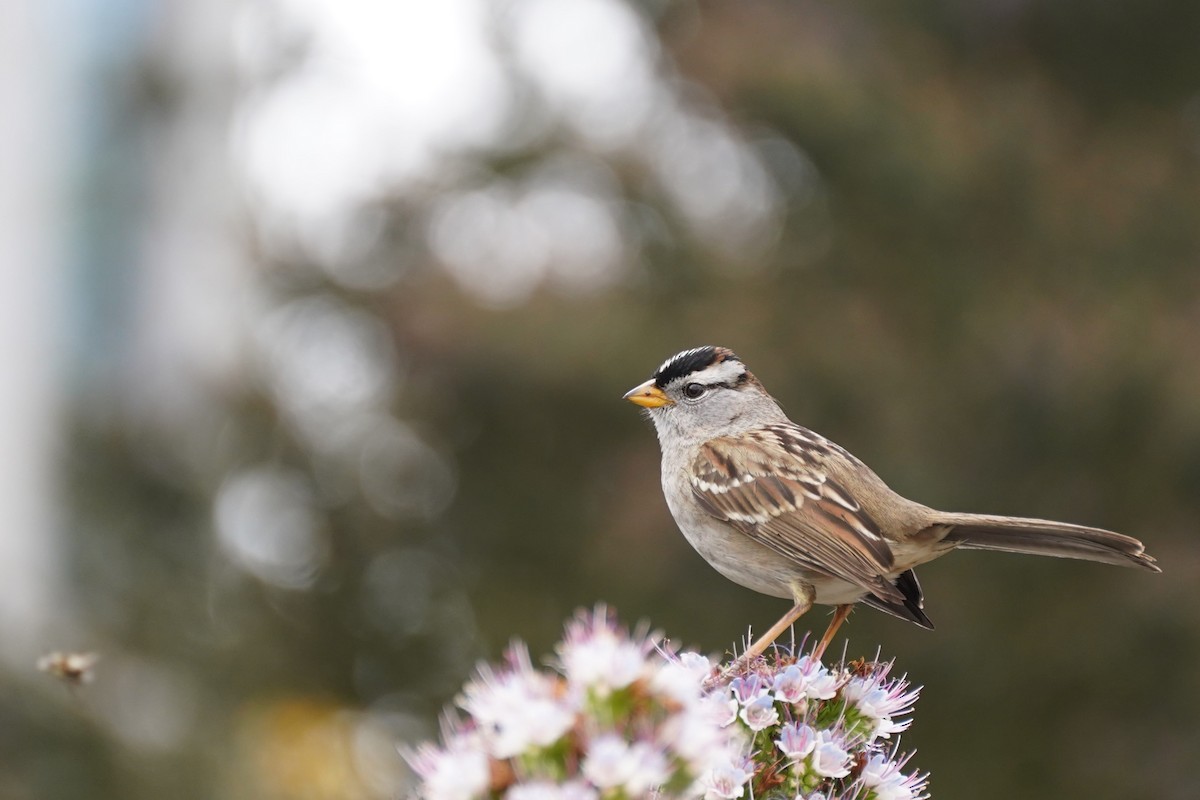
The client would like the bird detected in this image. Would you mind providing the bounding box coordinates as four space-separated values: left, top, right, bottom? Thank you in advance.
623 345 1160 665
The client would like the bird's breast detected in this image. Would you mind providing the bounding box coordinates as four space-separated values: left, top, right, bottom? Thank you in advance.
662 473 805 600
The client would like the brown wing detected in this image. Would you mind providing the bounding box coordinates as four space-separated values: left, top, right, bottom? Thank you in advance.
691 426 904 603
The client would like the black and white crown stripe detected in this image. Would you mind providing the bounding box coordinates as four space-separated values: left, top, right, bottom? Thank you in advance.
652 346 745 388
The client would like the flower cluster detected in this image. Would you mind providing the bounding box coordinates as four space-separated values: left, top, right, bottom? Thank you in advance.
407 606 746 800
406 608 928 800
721 651 927 800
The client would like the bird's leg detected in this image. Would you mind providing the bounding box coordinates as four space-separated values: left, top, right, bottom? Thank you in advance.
705 587 815 688
812 604 854 661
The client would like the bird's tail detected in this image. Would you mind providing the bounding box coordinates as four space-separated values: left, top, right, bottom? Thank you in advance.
939 513 1160 572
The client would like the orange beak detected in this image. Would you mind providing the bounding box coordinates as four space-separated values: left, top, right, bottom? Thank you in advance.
623 379 673 408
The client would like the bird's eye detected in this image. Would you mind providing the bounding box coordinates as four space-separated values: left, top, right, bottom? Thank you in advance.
683 383 706 399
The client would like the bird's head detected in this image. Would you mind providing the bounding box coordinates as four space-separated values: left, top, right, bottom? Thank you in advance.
623 346 785 445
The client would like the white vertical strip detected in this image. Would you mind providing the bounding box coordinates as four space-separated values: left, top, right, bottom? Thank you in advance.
0 0 66 660
131 0 251 420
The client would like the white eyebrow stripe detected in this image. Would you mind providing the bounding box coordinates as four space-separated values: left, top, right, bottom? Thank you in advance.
690 359 745 386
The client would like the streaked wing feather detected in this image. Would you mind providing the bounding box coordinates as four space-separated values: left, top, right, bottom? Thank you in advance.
692 428 902 602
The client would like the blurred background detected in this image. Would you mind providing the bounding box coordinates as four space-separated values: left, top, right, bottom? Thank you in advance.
2 0 1198 797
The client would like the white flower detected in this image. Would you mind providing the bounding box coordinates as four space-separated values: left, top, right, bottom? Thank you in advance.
624 741 672 794
652 651 712 706
718 696 740 727
680 651 714 674
582 734 635 789
842 673 918 740
702 755 753 799
859 753 928 800
665 697 745 770
861 752 899 787
558 608 648 695
460 648 577 758
771 663 807 704
729 674 770 706
408 734 489 800
581 736 671 794
773 657 841 703
775 721 817 760
505 781 599 800
739 693 780 731
809 730 851 779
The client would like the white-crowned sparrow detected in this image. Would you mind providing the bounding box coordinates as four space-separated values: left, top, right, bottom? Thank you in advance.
624 346 1159 662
